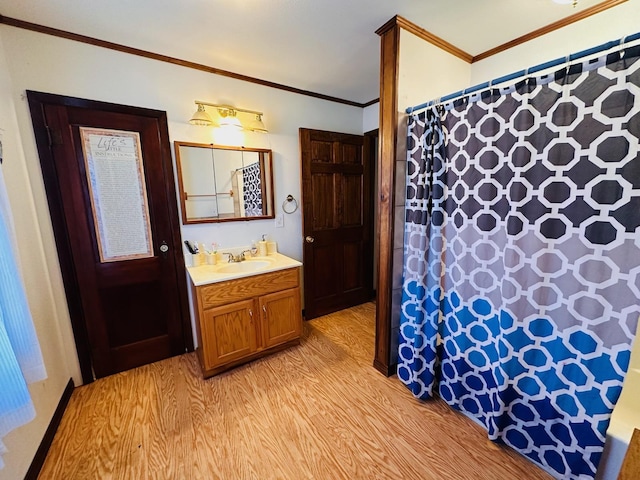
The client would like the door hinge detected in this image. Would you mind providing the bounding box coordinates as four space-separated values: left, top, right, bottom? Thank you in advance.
45 125 63 147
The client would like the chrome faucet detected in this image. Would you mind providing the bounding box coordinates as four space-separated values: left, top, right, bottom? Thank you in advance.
221 250 254 263
221 252 241 263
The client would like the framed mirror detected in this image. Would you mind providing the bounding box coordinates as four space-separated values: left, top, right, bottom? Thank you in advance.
174 142 274 224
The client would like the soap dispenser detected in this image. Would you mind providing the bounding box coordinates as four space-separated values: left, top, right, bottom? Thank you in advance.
257 234 268 257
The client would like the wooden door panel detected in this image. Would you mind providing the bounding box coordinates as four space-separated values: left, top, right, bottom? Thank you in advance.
342 174 363 226
311 140 334 163
312 174 336 230
342 143 362 165
28 91 190 381
96 258 160 288
343 241 364 292
101 282 168 347
308 242 341 300
204 299 258 367
300 128 373 319
260 288 301 348
111 336 172 373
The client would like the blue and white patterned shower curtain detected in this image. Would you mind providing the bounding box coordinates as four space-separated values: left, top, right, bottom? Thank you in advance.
242 162 263 217
399 46 640 479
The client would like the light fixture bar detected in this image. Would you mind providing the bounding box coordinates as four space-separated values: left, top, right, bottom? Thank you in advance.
194 101 263 117
190 101 268 132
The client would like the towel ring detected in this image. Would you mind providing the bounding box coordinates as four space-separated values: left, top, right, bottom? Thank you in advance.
282 194 299 214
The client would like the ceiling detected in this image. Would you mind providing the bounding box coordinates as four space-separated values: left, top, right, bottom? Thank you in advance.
0 0 612 105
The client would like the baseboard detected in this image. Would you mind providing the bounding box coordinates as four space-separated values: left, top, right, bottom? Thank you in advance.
24 377 75 480
373 359 397 377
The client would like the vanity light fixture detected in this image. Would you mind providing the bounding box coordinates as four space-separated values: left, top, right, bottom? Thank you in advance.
189 101 268 133
189 103 216 126
249 113 268 133
218 108 243 130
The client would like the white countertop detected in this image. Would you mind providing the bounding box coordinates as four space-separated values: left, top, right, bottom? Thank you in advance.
187 253 302 286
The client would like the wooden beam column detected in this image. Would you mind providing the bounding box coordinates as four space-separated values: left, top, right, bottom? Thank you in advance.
373 17 400 376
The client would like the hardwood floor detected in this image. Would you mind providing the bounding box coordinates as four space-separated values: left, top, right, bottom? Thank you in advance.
39 302 552 479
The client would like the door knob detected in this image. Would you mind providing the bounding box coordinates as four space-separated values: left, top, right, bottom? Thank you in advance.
160 241 169 258
305 236 315 243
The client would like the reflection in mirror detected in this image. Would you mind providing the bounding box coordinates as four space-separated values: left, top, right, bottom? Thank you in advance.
174 142 274 224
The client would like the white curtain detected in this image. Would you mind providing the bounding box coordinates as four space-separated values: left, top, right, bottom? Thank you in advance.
0 165 46 469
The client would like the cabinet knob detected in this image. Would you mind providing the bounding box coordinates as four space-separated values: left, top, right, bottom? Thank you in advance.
305 236 315 243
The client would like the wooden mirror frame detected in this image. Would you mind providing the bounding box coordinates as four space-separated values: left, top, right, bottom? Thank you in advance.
174 142 275 224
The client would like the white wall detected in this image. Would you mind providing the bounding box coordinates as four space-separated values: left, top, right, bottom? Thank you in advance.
363 102 379 132
470 1 640 85
399 29 471 113
0 30 82 480
0 24 363 478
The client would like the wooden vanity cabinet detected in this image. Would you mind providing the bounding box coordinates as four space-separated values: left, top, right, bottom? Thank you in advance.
191 267 302 378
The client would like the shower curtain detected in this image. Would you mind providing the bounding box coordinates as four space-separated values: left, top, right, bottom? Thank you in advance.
398 45 640 479
242 162 263 217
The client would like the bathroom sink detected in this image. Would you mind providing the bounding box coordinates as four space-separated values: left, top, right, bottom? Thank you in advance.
215 260 272 274
188 252 302 286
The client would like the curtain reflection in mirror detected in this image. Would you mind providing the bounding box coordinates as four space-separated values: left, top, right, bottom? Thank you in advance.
174 142 274 224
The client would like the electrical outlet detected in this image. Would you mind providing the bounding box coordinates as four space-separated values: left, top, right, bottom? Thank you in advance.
275 214 284 228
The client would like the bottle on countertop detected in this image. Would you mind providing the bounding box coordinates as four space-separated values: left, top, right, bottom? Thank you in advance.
257 234 268 257
213 242 223 263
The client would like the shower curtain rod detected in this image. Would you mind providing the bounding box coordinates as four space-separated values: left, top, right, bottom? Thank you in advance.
406 30 640 114
233 162 259 172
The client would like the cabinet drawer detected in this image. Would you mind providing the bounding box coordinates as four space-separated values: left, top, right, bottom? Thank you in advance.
199 268 299 310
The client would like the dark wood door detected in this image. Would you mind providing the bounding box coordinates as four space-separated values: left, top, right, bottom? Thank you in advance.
300 128 373 319
28 91 191 381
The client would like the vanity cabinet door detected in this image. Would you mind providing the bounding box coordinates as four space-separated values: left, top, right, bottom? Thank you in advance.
259 288 302 349
202 299 259 368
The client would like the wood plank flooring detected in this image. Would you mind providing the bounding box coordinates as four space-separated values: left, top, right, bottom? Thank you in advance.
38 302 553 479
